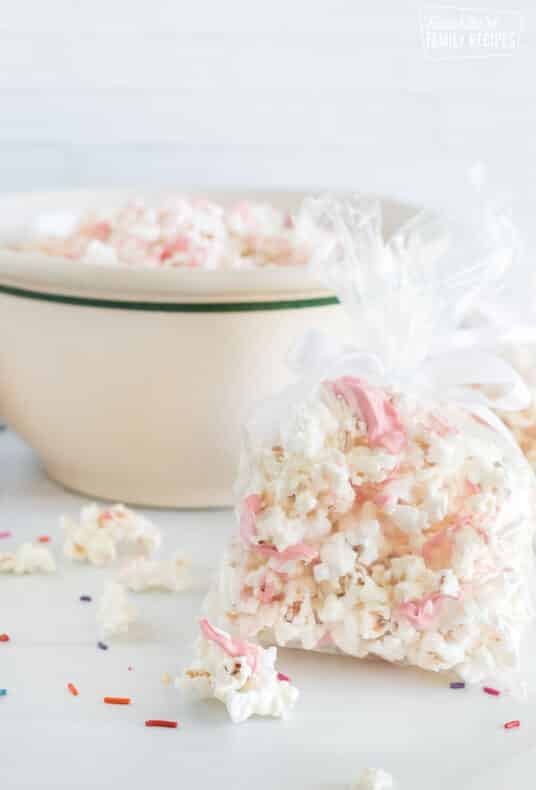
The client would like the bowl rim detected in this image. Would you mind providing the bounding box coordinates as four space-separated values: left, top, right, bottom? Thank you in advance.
0 188 419 308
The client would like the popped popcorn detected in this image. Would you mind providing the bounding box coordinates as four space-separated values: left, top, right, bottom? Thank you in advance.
207 377 535 685
351 768 394 790
118 554 191 593
179 619 299 724
0 542 56 574
97 582 137 636
62 504 161 566
15 196 313 269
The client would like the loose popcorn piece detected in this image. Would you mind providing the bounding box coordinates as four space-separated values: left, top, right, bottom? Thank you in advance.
97 583 137 637
351 768 394 790
14 196 313 269
118 554 191 593
179 619 299 724
208 377 535 685
0 542 56 574
62 504 161 566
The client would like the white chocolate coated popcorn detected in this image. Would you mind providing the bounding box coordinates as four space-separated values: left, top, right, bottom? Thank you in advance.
97 582 137 636
208 376 535 685
62 504 161 566
118 554 191 593
179 619 298 724
351 768 394 790
16 196 313 269
0 542 56 574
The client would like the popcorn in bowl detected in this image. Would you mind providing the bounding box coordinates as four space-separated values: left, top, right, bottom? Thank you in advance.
14 196 313 269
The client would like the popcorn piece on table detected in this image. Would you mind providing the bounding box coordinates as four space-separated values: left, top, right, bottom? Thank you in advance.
0 542 56 574
97 583 137 636
179 619 298 724
62 504 161 566
351 768 394 790
118 554 191 593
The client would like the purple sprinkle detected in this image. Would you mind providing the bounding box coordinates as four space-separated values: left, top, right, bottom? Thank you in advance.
450 682 466 689
80 595 92 602
97 641 109 651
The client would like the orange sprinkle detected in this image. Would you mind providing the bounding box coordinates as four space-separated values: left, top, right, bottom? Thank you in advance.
67 683 79 697
504 720 521 730
103 696 131 705
36 536 51 543
0 634 10 643
145 720 178 729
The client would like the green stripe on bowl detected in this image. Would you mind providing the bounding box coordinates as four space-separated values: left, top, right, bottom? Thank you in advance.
0 283 339 313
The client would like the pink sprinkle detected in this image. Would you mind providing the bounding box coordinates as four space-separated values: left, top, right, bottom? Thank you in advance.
504 720 520 729
328 377 406 454
199 619 259 673
277 672 291 683
483 686 501 696
0 531 12 540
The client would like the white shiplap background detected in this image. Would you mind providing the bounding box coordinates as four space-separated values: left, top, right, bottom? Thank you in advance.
1 0 535 231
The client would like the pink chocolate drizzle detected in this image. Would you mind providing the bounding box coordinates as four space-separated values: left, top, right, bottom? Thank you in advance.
328 377 406 454
397 590 461 631
199 618 259 673
239 495 318 562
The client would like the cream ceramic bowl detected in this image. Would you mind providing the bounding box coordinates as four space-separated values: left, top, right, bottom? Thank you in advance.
0 189 416 507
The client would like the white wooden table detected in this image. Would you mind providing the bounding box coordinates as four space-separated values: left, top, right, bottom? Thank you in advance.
1 430 535 789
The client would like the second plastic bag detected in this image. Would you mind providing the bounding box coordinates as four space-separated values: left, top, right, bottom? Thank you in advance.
207 195 535 687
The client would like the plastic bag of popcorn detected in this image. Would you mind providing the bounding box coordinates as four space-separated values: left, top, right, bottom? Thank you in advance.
207 195 536 688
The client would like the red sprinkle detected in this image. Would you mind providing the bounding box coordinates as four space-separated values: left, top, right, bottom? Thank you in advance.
504 720 521 730
0 634 10 643
145 720 178 729
67 683 79 697
104 697 131 705
36 536 51 543
483 687 501 697
277 672 292 683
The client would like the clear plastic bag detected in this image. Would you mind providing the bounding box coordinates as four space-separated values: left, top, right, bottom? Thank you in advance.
457 169 536 473
207 194 536 688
